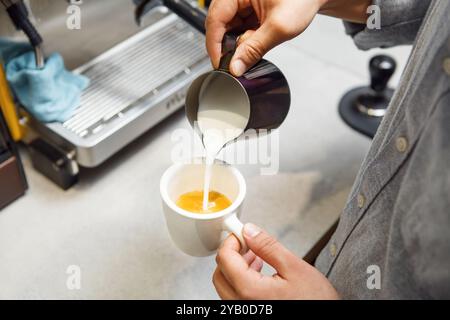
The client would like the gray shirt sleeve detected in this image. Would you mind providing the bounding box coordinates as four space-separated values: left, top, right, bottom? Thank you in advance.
343 0 432 50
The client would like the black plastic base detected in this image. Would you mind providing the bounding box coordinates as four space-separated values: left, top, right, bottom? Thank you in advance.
28 138 78 190
338 87 393 139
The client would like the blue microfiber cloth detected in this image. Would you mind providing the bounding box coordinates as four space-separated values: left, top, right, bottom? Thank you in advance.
0 38 89 123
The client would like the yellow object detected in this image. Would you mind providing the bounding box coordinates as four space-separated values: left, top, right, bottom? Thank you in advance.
0 63 24 141
176 190 232 214
198 0 205 8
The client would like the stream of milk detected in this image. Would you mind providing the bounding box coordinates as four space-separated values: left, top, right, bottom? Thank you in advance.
197 74 250 210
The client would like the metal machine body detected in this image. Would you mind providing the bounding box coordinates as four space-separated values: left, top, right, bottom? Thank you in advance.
0 0 210 175
31 10 210 168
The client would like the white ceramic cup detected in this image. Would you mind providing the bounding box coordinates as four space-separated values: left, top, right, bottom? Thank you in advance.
160 160 247 256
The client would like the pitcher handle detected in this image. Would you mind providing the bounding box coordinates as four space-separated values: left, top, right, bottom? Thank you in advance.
218 33 239 72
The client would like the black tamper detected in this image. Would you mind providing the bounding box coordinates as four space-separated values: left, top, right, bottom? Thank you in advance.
338 55 397 138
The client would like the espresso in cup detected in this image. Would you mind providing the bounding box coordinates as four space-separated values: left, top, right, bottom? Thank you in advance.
176 190 232 214
160 160 247 256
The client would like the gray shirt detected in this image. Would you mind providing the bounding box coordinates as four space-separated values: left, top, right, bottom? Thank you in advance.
315 0 450 299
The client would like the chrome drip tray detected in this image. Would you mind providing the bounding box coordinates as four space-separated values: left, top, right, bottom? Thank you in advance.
32 12 210 167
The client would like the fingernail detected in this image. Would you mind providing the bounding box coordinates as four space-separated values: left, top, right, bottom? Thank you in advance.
244 223 261 238
231 59 245 77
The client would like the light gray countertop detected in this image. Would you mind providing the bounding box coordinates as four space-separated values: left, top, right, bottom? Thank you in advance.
0 15 410 299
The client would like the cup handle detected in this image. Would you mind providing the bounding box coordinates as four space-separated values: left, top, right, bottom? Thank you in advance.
223 213 248 253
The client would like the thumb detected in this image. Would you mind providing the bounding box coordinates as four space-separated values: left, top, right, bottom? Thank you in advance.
243 223 300 277
230 23 280 76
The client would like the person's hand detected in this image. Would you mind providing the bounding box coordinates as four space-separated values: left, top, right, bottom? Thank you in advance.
205 0 327 76
213 223 339 300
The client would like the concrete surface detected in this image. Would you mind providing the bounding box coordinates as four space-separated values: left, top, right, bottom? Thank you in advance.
0 15 411 299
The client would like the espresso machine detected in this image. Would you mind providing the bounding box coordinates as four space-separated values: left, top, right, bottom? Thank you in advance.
0 0 210 189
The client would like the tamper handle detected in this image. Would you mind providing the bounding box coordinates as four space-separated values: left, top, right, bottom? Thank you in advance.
369 55 396 93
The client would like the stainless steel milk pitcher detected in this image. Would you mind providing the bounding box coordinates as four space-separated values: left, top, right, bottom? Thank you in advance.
136 0 291 135
185 32 291 134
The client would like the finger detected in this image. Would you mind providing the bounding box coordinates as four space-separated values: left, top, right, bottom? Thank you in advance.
243 223 300 278
212 268 238 300
217 235 247 267
250 256 264 272
230 22 284 76
205 0 240 68
242 249 263 272
217 245 260 270
237 29 254 46
217 235 262 289
242 250 257 264
217 246 256 266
